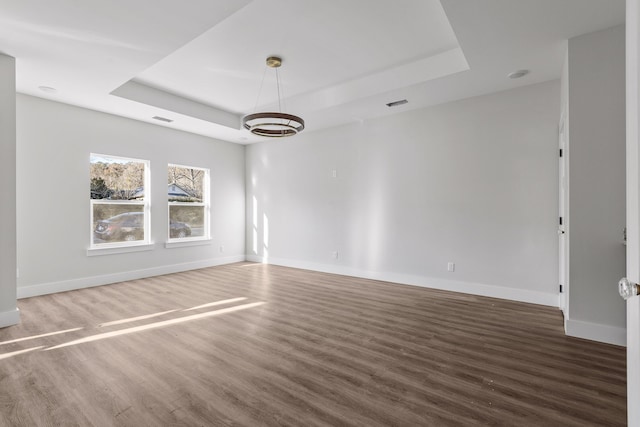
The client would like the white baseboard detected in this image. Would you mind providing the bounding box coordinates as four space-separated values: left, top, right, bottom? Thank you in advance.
250 256 628 346
17 255 245 299
0 307 20 328
565 318 626 347
246 255 559 307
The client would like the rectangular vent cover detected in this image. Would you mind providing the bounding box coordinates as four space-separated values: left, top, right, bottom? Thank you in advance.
386 99 408 107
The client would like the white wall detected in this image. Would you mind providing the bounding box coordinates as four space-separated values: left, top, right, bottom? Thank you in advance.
246 81 560 306
565 25 627 345
16 95 245 297
0 54 18 327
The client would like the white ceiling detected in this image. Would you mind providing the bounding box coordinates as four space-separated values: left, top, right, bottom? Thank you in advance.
0 0 625 144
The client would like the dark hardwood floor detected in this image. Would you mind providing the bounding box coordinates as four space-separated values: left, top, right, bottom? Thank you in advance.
0 262 626 426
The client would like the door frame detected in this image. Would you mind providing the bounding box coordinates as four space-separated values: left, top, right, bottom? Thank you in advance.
626 1 640 425
558 112 569 316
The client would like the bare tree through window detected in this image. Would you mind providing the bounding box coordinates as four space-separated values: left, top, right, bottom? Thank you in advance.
168 164 209 240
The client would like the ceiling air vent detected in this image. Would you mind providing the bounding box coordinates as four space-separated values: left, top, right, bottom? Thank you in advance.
386 99 408 108
152 116 173 123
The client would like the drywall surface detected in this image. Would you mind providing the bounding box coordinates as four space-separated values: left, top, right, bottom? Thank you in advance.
0 54 18 326
246 81 560 305
566 25 626 336
16 94 245 296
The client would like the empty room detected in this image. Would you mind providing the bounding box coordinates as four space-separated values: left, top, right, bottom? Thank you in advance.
0 0 638 425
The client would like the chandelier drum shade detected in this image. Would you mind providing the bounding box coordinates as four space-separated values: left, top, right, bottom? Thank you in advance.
242 112 304 137
242 56 305 138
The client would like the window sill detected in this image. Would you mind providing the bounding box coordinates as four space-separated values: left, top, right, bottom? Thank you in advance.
165 238 212 249
87 243 155 257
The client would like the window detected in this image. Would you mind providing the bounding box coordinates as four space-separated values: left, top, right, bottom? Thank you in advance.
90 154 150 247
167 164 209 241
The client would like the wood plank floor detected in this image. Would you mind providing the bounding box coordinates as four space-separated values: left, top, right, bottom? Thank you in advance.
0 262 626 426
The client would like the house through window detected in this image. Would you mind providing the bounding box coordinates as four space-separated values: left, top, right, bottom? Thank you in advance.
167 164 209 241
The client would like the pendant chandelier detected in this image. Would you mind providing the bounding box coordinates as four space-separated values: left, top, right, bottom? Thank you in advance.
242 56 305 137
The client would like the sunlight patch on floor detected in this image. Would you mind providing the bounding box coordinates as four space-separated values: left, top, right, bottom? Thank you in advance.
0 346 45 360
0 327 83 346
46 302 266 350
0 297 265 360
99 310 179 327
184 297 247 311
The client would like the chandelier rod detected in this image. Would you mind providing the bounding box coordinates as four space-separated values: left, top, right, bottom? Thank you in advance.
252 62 269 113
276 66 282 113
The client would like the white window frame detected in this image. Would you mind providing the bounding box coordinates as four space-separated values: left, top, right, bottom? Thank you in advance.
166 164 210 245
88 153 151 254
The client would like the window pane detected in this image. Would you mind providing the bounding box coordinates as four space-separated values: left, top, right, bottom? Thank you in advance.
169 205 204 238
90 153 149 249
93 204 144 244
90 155 145 200
167 165 204 202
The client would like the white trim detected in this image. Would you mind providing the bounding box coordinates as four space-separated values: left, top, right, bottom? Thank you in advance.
165 238 212 249
91 200 144 206
628 3 640 424
565 318 626 347
87 243 155 256
0 308 20 328
90 152 148 164
17 255 245 299
246 255 558 307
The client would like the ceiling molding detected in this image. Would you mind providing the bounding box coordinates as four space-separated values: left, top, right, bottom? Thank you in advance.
111 80 241 130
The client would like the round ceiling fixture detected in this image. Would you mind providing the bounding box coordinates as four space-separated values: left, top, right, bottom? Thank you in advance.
242 56 305 138
508 69 530 79
243 112 305 137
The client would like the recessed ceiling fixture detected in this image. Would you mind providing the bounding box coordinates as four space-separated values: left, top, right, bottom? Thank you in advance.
152 116 173 123
508 69 530 79
38 85 57 93
242 56 304 138
386 99 408 107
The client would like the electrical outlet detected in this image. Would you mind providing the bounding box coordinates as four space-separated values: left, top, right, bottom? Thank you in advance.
219 246 224 253
331 251 339 259
447 262 455 272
